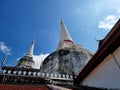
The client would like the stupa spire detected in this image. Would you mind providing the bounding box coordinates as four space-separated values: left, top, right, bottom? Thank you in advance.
57 19 74 50
25 40 35 57
60 19 73 43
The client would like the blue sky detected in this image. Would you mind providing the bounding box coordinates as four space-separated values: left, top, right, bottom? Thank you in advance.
0 0 120 68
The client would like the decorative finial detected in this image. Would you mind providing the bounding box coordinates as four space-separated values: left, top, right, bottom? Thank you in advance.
25 40 35 57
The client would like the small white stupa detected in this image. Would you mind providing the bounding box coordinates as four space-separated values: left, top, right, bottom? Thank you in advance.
16 40 35 68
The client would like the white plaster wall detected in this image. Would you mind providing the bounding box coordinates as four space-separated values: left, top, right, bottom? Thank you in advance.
82 47 120 89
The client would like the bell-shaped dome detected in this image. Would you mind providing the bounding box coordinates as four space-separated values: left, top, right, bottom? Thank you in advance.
40 44 93 76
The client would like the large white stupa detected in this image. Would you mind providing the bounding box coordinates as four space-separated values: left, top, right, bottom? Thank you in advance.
40 20 93 77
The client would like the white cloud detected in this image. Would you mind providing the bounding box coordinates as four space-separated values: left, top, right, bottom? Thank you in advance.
0 42 11 55
33 53 49 69
98 9 120 30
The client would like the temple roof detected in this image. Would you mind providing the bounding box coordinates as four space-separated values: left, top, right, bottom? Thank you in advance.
74 19 120 85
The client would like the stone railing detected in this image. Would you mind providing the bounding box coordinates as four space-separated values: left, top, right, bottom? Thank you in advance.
2 69 73 80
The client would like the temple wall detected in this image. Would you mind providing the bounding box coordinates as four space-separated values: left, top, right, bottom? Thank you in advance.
82 47 120 89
